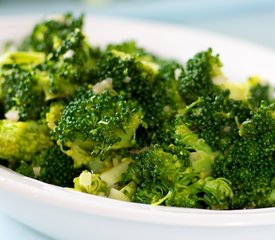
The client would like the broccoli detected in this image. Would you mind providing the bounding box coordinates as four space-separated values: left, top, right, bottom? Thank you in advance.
16 144 80 187
0 31 97 121
121 147 233 209
143 60 184 145
0 120 51 164
178 48 224 104
106 40 148 57
0 13 100 121
0 13 274 211
98 44 184 145
216 75 274 108
73 170 109 196
174 119 221 177
178 90 251 152
51 89 144 170
73 158 132 197
19 13 100 82
214 103 275 209
19 13 84 53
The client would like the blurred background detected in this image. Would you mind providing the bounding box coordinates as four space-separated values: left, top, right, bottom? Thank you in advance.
0 0 275 239
0 0 275 48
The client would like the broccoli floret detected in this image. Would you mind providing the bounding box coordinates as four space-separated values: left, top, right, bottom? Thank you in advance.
19 13 99 83
0 120 52 164
73 158 132 197
106 41 148 57
73 170 109 196
121 147 233 209
44 101 66 130
16 144 80 187
214 103 275 209
1 36 97 121
165 176 233 209
143 60 184 144
174 120 221 177
98 49 158 100
2 64 46 121
178 48 224 104
51 89 144 169
19 13 84 53
99 45 185 146
247 77 274 108
178 90 251 152
217 75 274 108
45 27 99 84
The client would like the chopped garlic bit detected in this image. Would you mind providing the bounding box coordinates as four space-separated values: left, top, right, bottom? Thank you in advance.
33 166 41 177
63 50 74 59
123 76 131 83
93 78 113 94
4 108 20 122
174 68 182 81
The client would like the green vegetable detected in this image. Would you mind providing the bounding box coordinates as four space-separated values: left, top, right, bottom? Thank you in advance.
0 13 273 210
51 89 144 169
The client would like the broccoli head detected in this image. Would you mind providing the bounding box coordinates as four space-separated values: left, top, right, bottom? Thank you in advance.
214 103 275 209
51 89 144 169
178 90 251 152
174 117 221 176
0 120 51 164
121 147 233 209
16 144 80 187
19 13 84 53
73 170 109 196
178 48 224 104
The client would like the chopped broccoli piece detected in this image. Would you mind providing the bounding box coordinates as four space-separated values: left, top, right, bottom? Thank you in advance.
73 159 132 197
174 120 220 176
16 144 80 187
214 103 275 208
19 13 84 53
178 90 251 152
178 48 224 104
73 170 108 196
121 147 233 209
0 120 51 164
51 89 144 169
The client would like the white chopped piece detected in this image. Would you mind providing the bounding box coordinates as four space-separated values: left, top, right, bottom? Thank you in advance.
4 109 20 122
92 78 113 94
174 68 182 81
123 76 131 83
33 167 41 177
63 50 74 59
212 75 227 85
163 105 172 113
79 171 93 187
223 126 231 133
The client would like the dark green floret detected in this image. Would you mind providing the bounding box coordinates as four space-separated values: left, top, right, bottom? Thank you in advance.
214 103 275 209
16 144 81 187
51 89 144 170
121 147 233 209
178 90 251 152
178 48 223 104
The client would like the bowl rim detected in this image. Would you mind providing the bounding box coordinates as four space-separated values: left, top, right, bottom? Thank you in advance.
1 165 275 228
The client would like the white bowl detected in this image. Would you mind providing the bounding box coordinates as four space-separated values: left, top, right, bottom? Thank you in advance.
0 15 275 240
